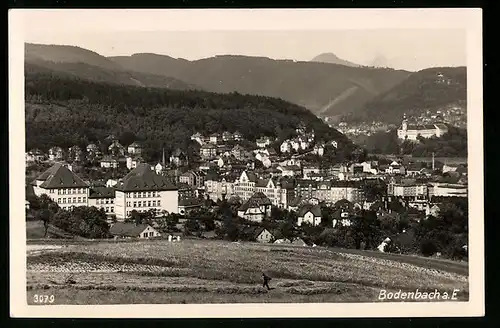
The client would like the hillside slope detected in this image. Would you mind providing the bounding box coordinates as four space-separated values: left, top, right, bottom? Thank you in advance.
109 53 410 116
310 52 360 67
25 43 197 91
344 67 467 124
25 72 354 162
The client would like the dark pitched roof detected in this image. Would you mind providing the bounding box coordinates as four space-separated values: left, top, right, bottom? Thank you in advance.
89 187 115 199
115 163 177 192
244 171 258 182
240 226 270 239
297 204 322 217
171 148 186 157
238 192 272 211
109 223 152 237
178 197 203 207
128 141 142 147
34 163 89 189
406 124 438 130
334 199 354 209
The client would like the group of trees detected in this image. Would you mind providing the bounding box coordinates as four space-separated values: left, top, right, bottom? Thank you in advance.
27 194 110 239
25 72 353 163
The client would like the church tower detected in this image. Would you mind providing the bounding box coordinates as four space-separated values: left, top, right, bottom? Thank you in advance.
402 114 408 131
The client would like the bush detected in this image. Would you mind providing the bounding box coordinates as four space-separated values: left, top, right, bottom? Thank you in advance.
420 240 438 257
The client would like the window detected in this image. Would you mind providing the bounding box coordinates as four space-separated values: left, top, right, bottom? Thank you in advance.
157 200 161 206
126 202 130 207
106 207 109 212
57 198 61 204
63 198 66 204
70 189 73 194
134 192 138 198
82 197 86 203
152 200 156 207
111 199 114 204
149 232 154 237
96 199 100 205
148 201 151 207
111 207 114 213
105 199 109 204
58 190 61 195
133 202 137 207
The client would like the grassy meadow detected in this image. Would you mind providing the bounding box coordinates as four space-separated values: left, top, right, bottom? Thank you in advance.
26 239 469 304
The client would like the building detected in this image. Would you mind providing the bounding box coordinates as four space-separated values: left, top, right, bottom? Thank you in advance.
48 146 65 161
256 137 271 148
388 182 428 198
303 166 321 179
108 140 126 156
109 222 161 239
280 140 291 153
100 156 119 169
200 144 217 160
86 143 100 155
88 187 116 216
190 132 205 145
204 177 234 202
114 164 178 220
26 149 45 163
237 192 272 222
231 145 247 160
233 131 243 141
178 197 203 216
277 165 301 177
127 142 143 155
397 115 449 141
240 226 274 243
297 204 322 227
312 144 325 156
170 149 187 167
126 156 144 170
222 131 233 142
209 133 220 144
31 163 89 211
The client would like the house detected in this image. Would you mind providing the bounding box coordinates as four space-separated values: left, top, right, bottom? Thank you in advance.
231 145 247 160
237 192 272 222
48 146 65 161
113 163 179 220
108 140 126 157
277 165 301 177
222 131 233 142
178 197 203 216
385 161 406 175
30 162 90 211
313 144 324 156
280 140 291 153
88 187 116 216
109 222 161 239
126 156 144 170
26 149 45 163
297 204 322 227
190 132 205 145
209 133 221 144
256 137 271 148
233 131 243 141
290 237 308 246
303 166 321 179
100 156 119 169
170 149 187 166
397 115 449 141
86 143 100 155
127 142 143 155
200 144 217 160
240 226 274 243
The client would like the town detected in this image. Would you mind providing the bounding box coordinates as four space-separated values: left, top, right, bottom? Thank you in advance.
25 122 468 256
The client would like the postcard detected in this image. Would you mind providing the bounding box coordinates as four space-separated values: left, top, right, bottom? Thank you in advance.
9 8 483 318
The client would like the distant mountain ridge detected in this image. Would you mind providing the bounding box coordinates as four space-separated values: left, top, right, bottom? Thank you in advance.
310 52 360 67
25 43 198 91
109 52 410 116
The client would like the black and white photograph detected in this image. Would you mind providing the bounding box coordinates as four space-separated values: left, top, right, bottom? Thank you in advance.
9 9 483 318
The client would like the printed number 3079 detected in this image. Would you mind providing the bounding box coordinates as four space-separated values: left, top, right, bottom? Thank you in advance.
33 294 55 304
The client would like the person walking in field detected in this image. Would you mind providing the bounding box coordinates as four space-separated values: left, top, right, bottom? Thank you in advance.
262 272 272 290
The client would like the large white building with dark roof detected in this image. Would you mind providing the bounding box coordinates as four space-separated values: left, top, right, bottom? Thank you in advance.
114 163 178 220
31 163 90 211
397 115 449 141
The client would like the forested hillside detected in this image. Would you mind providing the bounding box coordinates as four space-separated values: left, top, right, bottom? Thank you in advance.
25 72 354 162
343 67 467 124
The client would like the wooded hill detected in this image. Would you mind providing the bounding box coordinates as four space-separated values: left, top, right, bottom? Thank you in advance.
25 71 355 162
342 67 467 124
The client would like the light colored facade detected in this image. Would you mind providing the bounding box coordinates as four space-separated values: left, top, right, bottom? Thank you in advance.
397 116 449 141
31 163 90 211
114 164 178 220
428 183 468 197
388 182 428 198
88 187 116 216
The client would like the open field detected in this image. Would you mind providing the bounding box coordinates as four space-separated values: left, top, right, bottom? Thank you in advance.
26 239 469 304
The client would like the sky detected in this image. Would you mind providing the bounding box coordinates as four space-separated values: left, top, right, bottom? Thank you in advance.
18 9 468 71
